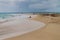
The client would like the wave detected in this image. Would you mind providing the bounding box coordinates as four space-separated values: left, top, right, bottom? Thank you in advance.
0 14 37 24
0 14 26 23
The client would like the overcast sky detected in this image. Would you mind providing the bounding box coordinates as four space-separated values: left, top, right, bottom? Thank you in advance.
0 0 60 12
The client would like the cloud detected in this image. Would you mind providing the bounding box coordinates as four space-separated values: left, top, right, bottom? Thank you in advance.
0 0 60 12
18 0 26 1
0 0 18 12
29 0 58 9
28 0 60 12
29 3 49 9
0 0 28 12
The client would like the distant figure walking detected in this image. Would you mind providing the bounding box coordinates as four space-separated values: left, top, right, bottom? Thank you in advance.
29 16 32 18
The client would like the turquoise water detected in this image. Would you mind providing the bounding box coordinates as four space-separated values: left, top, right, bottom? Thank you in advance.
0 14 9 19
0 12 23 19
0 14 13 19
0 12 19 19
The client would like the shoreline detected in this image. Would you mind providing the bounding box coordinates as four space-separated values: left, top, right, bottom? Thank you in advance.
5 15 60 40
0 14 45 40
0 14 37 24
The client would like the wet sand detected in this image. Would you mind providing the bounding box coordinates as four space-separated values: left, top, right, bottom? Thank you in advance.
5 15 60 40
0 14 45 40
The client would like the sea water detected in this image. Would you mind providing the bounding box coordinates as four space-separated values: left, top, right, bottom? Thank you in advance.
0 12 35 23
0 12 17 19
0 12 30 23
0 12 21 23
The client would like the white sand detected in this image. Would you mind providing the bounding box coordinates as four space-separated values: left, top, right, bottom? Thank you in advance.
0 14 45 40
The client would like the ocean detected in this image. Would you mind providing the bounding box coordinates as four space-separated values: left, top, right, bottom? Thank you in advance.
0 12 31 23
0 12 33 19
0 12 57 19
0 12 22 23
0 12 20 19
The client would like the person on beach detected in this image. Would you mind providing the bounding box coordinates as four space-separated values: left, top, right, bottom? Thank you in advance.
29 16 32 18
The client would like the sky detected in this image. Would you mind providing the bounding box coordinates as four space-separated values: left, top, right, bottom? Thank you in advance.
0 0 60 12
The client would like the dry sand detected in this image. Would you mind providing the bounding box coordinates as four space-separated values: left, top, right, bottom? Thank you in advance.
5 15 60 40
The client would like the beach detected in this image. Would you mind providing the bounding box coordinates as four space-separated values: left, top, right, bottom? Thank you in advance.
0 14 45 40
4 14 60 40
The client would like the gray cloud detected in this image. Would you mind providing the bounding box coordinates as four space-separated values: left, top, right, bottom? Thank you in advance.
0 0 60 12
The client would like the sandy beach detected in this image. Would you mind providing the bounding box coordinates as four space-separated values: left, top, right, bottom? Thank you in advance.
4 14 60 40
0 14 45 40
